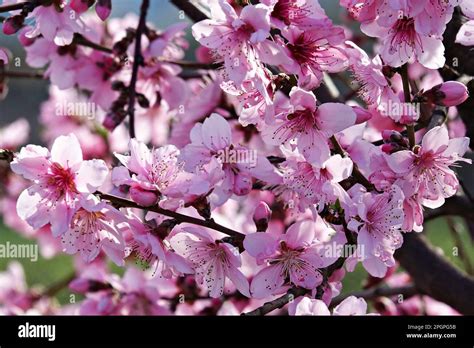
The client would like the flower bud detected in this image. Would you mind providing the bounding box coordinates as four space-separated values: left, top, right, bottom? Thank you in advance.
18 27 35 47
381 143 397 154
130 186 160 207
253 201 271 232
70 0 95 14
3 15 25 35
96 0 112 21
352 106 372 124
424 81 469 107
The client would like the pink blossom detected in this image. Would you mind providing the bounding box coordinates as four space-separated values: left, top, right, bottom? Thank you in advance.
73 267 171 315
192 0 287 85
245 220 338 298
61 199 127 266
347 186 404 277
289 295 375 315
26 2 85 46
11 134 109 236
180 113 281 204
387 126 471 208
280 147 353 211
126 215 193 278
0 118 29 150
456 1 474 46
112 140 183 206
346 42 401 119
360 2 446 68
170 227 250 298
261 0 328 29
262 87 356 164
278 24 348 89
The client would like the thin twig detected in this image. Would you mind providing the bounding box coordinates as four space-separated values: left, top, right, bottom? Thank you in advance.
1 70 44 79
73 34 113 54
242 287 307 316
0 1 29 13
162 59 221 70
170 0 208 22
96 192 245 240
400 64 416 148
127 0 150 139
330 284 418 307
330 135 375 191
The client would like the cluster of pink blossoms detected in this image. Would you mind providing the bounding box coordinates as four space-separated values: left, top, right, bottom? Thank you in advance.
0 0 472 316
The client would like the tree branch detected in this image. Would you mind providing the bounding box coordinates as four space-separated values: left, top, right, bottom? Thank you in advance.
73 34 113 54
330 284 418 307
395 233 474 315
242 287 307 316
96 192 245 240
0 1 29 13
170 0 208 22
1 70 44 79
127 0 150 139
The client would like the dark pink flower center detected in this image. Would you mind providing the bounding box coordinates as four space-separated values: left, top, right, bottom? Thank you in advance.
389 17 422 53
47 162 78 197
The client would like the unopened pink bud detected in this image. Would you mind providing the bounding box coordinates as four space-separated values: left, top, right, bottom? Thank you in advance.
3 15 24 35
425 81 469 107
253 201 271 232
381 143 396 154
130 186 159 206
96 0 112 21
352 106 372 124
195 46 214 64
437 81 469 106
70 0 93 14
18 27 35 47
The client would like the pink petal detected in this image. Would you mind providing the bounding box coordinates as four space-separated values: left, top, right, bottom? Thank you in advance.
284 220 316 249
250 264 285 299
317 103 356 134
75 159 109 192
421 126 449 153
201 113 232 151
289 87 317 111
50 134 83 168
243 232 278 261
227 266 250 297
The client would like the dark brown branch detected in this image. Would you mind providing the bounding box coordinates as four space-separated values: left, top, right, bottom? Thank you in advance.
330 284 418 307
0 1 29 13
163 59 221 70
395 233 474 315
330 135 375 191
424 195 474 222
127 0 150 139
96 192 245 240
0 149 14 162
400 64 416 148
242 287 307 316
1 70 44 79
73 34 113 54
170 0 208 22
